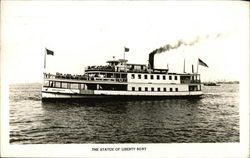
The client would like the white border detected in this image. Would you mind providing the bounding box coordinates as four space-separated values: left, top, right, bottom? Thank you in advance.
1 1 249 158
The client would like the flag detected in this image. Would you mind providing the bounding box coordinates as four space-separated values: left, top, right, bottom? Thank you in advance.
124 47 129 52
198 58 208 67
46 48 54 55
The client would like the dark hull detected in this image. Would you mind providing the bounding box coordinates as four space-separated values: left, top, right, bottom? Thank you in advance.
42 94 203 102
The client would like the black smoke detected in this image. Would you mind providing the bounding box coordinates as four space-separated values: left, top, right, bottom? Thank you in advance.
148 32 229 69
150 32 228 55
150 36 201 56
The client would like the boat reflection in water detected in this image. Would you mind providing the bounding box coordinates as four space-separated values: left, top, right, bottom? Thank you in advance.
41 98 204 143
9 83 239 144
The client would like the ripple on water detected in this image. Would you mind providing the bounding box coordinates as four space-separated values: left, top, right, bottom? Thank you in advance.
9 83 239 143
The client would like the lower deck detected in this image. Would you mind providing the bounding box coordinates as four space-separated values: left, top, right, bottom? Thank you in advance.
42 87 202 100
42 78 202 100
43 79 201 92
42 93 203 102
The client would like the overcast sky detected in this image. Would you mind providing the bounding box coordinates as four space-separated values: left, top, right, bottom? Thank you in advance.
1 1 249 83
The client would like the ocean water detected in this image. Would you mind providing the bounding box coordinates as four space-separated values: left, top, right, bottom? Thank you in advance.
9 83 239 144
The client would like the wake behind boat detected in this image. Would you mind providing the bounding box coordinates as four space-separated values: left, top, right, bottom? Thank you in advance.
204 82 220 86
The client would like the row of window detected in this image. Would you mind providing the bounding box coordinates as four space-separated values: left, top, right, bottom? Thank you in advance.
45 81 83 89
131 87 178 92
131 74 178 80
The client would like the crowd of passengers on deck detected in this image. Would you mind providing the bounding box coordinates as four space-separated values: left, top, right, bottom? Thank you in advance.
44 72 88 80
86 64 149 73
44 72 119 81
87 65 114 71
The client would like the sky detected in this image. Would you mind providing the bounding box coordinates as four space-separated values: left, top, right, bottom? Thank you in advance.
1 1 249 83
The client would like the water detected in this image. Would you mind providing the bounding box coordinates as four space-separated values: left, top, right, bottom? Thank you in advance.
9 83 239 144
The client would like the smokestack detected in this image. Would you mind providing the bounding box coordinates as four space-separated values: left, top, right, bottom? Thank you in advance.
192 64 194 73
149 52 155 69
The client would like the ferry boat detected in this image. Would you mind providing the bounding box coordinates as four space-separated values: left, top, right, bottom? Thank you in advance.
42 53 203 101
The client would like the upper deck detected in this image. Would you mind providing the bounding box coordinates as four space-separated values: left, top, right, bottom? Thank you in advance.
85 58 168 74
43 58 201 85
44 71 201 85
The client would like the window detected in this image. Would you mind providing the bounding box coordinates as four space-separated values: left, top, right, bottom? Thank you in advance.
80 84 85 90
169 76 172 80
170 88 173 92
163 88 166 92
145 87 148 91
151 87 154 91
44 81 50 87
144 75 148 79
163 76 166 80
132 87 135 91
49 81 54 87
175 76 178 80
157 75 160 80
158 87 161 91
175 88 178 91
138 74 141 79
151 75 154 80
71 83 79 89
62 82 67 88
55 82 61 88
138 87 142 91
131 74 135 79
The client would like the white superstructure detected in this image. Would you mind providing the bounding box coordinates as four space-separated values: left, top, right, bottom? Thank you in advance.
42 57 203 100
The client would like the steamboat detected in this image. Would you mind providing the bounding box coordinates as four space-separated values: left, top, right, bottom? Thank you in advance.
42 50 205 101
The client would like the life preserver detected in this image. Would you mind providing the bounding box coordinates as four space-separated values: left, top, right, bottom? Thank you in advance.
119 78 123 82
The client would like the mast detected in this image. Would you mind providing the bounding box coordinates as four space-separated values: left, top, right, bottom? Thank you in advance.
44 49 46 69
196 60 199 73
183 58 186 73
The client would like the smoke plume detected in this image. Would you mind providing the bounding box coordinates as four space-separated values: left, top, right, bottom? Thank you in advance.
148 32 230 69
149 32 228 56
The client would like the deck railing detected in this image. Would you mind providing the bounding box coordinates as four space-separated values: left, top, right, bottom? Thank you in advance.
85 66 115 72
181 80 201 84
43 73 127 82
